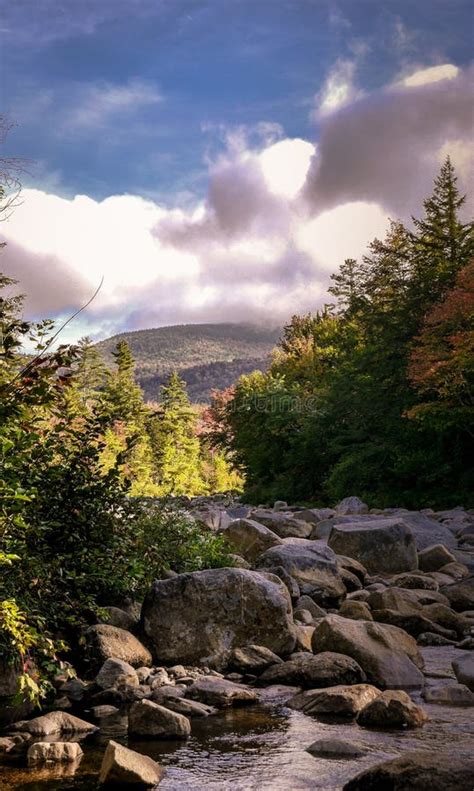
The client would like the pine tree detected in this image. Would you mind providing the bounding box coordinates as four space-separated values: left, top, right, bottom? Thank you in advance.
148 372 204 495
70 336 107 411
104 340 146 421
409 157 474 312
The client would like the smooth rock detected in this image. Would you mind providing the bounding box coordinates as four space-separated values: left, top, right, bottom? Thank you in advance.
339 600 373 621
141 568 296 670
306 738 368 758
424 683 474 706
328 519 418 574
221 518 283 562
357 689 427 728
186 677 258 708
10 711 96 736
249 510 313 538
96 658 139 690
419 544 457 572
441 577 474 611
27 741 83 766
312 615 424 690
259 651 366 688
128 700 190 738
288 683 380 717
452 653 474 690
99 740 165 787
85 625 152 669
343 751 474 790
230 645 283 673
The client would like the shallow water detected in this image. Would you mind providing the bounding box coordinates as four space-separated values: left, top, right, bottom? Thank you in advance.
2 648 474 791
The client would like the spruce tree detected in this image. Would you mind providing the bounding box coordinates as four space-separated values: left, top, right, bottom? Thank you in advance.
149 372 204 496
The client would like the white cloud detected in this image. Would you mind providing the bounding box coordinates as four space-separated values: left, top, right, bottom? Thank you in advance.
402 63 459 88
259 138 315 199
64 78 162 132
314 58 362 118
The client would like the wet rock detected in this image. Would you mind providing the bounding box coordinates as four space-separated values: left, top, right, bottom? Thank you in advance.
357 689 427 728
343 750 474 790
186 676 259 708
288 683 380 717
9 711 96 736
339 600 373 621
312 614 424 690
259 651 366 688
141 568 296 670
328 519 418 574
335 496 369 516
128 700 190 738
96 658 139 689
249 510 313 538
221 518 283 562
162 697 215 717
85 625 152 669
452 653 474 690
0 734 30 762
27 741 83 766
424 683 474 706
306 738 368 758
230 645 283 673
99 739 165 787
255 540 345 606
419 544 457 572
441 577 474 611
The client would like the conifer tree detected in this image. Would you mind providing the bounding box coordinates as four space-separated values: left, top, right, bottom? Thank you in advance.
149 372 204 495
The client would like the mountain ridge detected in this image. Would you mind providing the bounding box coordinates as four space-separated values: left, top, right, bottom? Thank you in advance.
96 322 281 403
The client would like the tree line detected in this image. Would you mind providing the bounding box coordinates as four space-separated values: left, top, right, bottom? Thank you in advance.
208 159 473 508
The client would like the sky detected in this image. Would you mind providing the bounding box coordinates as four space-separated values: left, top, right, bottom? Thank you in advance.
0 0 473 341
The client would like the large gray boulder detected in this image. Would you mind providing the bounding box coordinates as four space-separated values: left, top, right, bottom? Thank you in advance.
99 740 165 787
141 568 296 669
11 711 96 736
328 519 418 574
312 615 424 690
249 510 313 538
221 518 283 562
288 683 380 717
255 540 345 606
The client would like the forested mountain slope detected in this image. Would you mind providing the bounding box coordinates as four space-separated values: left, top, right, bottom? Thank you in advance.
97 323 280 402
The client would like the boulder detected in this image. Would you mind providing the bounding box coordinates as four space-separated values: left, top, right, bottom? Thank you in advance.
10 711 96 736
343 751 474 791
452 653 474 691
397 512 456 551
221 518 283 561
27 741 83 766
128 700 190 738
185 677 258 708
141 568 296 670
306 738 368 758
259 651 366 688
335 496 369 516
441 577 474 611
328 519 418 574
101 606 138 632
438 562 470 581
424 683 474 706
389 572 438 591
295 508 336 524
85 625 152 669
312 615 424 690
419 544 457 572
99 740 165 787
96 658 139 689
336 555 368 583
249 510 313 538
230 645 283 674
294 596 327 619
259 565 300 601
162 698 215 717
255 541 345 606
339 600 373 621
422 603 470 638
288 683 380 717
357 690 427 728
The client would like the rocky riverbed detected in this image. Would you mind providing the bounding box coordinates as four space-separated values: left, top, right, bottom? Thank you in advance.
1 497 474 789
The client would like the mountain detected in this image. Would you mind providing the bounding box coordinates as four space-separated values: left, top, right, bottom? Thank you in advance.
96 322 281 403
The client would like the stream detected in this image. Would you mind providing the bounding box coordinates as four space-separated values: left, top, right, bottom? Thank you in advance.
1 648 473 790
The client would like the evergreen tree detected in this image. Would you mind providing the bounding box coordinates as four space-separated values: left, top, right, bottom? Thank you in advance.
69 336 107 412
104 340 145 421
149 372 204 495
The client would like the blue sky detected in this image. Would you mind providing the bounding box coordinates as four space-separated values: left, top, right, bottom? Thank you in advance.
0 0 473 339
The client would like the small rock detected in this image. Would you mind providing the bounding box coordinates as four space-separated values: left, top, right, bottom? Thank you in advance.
186 677 259 708
424 683 474 706
339 600 373 621
96 658 139 690
418 544 457 572
259 651 366 688
162 698 215 717
230 645 283 673
99 739 165 787
452 653 474 691
306 738 368 758
335 497 369 516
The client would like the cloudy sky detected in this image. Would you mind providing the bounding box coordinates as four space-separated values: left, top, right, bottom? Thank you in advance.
0 0 472 341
